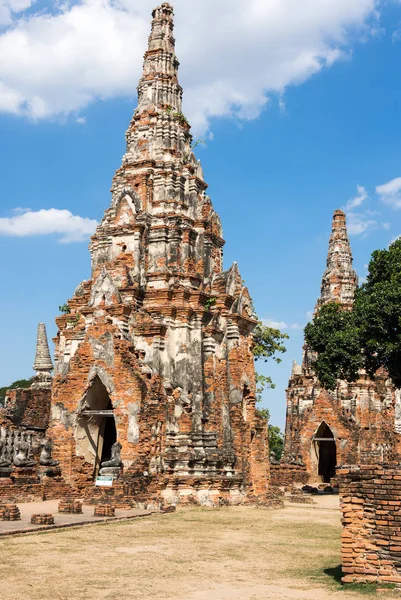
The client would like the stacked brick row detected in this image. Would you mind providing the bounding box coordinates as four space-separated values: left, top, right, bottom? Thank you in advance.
0 504 20 521
31 513 54 525
94 505 115 517
58 499 83 514
338 464 401 587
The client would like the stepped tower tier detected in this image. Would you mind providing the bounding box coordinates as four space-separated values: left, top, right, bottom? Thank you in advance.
48 4 270 507
315 209 358 311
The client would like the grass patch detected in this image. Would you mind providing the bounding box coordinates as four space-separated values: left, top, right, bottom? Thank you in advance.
0 503 399 599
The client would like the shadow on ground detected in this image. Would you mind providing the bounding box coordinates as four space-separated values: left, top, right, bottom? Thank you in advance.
323 565 343 584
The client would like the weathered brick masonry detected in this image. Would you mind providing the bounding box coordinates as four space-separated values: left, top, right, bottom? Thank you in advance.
45 3 270 507
338 465 401 587
0 324 71 502
280 211 401 485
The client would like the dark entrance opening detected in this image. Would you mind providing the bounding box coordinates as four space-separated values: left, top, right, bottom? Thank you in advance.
100 402 117 465
314 422 336 483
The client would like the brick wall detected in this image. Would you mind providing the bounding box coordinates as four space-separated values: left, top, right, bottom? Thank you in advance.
338 464 401 587
270 463 309 489
2 387 51 430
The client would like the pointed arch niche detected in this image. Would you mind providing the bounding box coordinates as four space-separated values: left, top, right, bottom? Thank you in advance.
76 376 117 477
312 421 337 483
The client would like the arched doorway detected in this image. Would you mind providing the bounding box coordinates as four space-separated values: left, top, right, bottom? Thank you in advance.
313 422 337 483
76 376 117 477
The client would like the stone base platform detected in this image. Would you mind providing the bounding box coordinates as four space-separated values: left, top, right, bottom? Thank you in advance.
0 499 157 537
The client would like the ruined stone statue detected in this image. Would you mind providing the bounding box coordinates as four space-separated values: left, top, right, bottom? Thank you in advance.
100 442 123 468
13 441 36 467
39 439 59 466
0 440 11 467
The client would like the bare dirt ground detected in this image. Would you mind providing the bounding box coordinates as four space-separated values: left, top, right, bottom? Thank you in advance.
0 496 397 600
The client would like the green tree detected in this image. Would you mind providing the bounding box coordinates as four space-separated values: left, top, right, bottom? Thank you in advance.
0 378 33 406
268 425 284 460
305 238 401 389
252 320 288 459
304 303 363 390
253 320 289 397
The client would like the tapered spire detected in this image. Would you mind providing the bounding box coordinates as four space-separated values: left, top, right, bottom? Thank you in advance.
33 323 53 377
122 3 196 173
136 3 183 115
316 210 358 311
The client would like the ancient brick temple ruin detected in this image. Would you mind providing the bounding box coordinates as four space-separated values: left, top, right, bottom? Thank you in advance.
1 323 53 439
273 210 401 487
41 3 270 507
0 324 72 501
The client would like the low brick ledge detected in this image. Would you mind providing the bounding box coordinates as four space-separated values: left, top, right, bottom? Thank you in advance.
0 510 167 538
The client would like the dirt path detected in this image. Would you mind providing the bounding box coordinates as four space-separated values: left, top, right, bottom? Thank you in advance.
0 497 397 600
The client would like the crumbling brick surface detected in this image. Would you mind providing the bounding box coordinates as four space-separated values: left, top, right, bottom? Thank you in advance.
94 505 115 517
58 499 83 514
0 504 20 521
338 464 401 587
1 387 51 430
31 514 54 525
270 463 309 489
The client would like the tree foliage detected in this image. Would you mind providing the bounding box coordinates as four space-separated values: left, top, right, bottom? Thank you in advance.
304 303 363 390
253 320 289 399
253 321 289 364
0 378 33 406
268 425 284 461
305 238 401 389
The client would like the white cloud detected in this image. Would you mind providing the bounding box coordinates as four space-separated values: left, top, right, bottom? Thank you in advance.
0 208 98 243
347 211 378 236
75 116 86 125
376 177 401 209
343 184 387 237
0 0 34 25
345 184 368 210
0 0 380 134
262 318 301 331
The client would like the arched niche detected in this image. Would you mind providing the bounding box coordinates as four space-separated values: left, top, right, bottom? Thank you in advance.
312 421 337 484
75 376 117 477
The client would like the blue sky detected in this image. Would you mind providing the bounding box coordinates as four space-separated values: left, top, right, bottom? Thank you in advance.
1 0 401 428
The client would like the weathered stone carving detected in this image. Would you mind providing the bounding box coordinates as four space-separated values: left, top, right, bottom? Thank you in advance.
39 439 59 466
100 442 123 469
0 440 11 468
13 441 36 467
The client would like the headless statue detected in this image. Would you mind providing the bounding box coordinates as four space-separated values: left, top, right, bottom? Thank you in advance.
39 439 59 466
101 442 123 468
13 441 36 467
0 440 11 467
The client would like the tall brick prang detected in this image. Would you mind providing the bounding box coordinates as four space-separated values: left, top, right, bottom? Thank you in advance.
278 210 400 487
47 4 270 507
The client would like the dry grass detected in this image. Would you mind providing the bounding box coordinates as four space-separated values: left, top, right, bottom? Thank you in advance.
0 501 398 600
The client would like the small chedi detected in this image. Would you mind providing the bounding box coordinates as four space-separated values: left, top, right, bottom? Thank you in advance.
32 3 270 507
273 210 401 488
